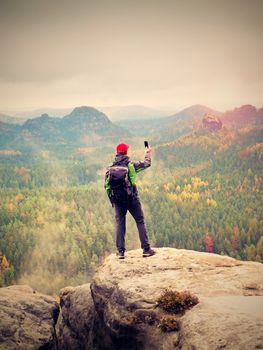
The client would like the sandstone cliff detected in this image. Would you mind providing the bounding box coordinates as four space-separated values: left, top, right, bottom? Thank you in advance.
1 248 263 350
58 284 95 349
0 285 59 350
89 248 263 350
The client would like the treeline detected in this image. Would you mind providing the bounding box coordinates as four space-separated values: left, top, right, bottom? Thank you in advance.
155 126 263 170
149 129 263 262
0 167 262 293
0 123 262 294
143 173 262 262
0 185 115 292
0 159 101 188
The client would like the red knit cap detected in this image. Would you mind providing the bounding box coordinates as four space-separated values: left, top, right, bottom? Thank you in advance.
116 143 129 154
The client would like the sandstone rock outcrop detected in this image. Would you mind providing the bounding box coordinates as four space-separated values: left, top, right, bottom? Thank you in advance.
58 284 95 350
202 113 222 131
0 285 59 350
90 248 263 350
1 248 263 349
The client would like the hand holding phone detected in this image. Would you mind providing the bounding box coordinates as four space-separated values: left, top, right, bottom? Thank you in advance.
144 141 151 153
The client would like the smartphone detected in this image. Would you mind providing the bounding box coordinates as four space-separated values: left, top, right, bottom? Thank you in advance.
144 140 149 148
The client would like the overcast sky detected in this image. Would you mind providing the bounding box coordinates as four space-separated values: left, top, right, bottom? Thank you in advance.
0 0 262 113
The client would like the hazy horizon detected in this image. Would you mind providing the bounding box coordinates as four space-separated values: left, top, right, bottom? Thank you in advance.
1 102 263 118
0 0 262 113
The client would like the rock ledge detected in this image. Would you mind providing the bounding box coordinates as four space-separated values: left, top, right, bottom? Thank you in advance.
90 248 263 349
1 248 263 350
0 285 59 350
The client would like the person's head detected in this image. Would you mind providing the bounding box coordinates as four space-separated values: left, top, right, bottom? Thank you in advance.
116 143 129 155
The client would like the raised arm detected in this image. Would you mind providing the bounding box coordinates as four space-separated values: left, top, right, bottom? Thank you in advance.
132 148 152 173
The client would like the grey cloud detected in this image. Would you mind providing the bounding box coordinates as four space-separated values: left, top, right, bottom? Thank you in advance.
0 0 262 110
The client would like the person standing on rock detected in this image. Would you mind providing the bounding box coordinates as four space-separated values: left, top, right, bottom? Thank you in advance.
105 143 156 259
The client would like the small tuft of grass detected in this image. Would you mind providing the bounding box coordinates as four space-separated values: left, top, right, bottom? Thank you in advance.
157 289 199 314
159 315 180 332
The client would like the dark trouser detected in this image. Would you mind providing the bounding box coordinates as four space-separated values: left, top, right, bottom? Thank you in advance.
114 196 150 252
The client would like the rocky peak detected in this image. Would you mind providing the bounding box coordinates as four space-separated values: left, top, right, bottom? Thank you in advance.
40 113 49 118
202 113 223 131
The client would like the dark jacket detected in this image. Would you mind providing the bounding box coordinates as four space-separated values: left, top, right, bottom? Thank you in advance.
105 152 151 198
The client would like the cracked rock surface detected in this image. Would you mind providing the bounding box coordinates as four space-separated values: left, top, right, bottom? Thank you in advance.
90 247 263 350
58 284 95 350
2 249 263 350
0 285 59 350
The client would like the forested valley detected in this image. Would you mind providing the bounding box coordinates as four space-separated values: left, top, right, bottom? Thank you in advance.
0 104 262 294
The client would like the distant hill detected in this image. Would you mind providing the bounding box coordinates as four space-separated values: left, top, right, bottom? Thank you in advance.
166 104 222 123
154 104 263 169
1 103 262 159
116 104 222 142
135 104 262 145
13 105 171 122
151 105 223 143
14 107 72 119
0 106 130 156
62 106 113 133
0 113 26 125
222 104 258 124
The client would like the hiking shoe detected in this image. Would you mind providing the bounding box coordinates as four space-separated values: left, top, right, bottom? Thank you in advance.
117 250 125 259
142 248 156 257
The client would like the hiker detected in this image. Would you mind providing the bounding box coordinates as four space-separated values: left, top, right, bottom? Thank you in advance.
105 143 156 259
